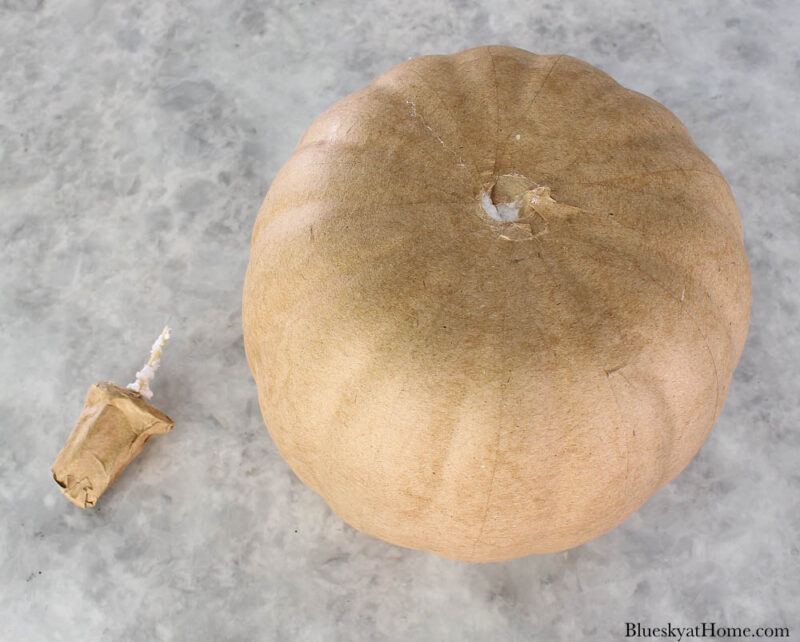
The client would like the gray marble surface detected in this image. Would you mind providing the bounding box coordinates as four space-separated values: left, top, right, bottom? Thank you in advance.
1 1 798 640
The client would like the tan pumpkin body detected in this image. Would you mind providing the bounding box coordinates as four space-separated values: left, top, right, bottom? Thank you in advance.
243 46 750 562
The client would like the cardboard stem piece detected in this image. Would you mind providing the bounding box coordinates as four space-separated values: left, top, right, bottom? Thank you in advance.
52 381 173 508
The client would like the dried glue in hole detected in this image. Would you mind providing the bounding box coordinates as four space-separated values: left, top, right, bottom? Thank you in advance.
481 193 523 221
481 174 539 222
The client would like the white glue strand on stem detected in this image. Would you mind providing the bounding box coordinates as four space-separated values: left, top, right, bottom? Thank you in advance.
127 326 171 400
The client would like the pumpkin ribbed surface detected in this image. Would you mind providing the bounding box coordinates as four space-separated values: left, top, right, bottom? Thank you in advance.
243 46 750 561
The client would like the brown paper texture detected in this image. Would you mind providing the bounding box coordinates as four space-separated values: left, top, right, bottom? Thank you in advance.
52 381 173 508
242 46 752 561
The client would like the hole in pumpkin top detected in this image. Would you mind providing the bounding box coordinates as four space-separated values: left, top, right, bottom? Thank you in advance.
481 174 538 222
481 193 521 222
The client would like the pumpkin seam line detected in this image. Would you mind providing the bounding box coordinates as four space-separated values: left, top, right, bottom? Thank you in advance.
495 54 564 167
402 66 482 178
538 229 733 333
542 234 728 392
556 167 726 186
488 46 502 180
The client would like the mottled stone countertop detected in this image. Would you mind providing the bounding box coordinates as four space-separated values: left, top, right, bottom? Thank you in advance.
1 1 797 640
